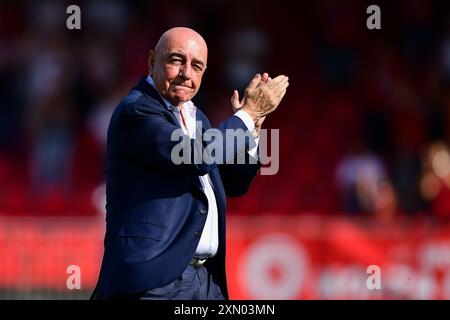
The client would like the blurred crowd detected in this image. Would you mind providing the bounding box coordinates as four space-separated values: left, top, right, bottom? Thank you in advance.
0 0 449 220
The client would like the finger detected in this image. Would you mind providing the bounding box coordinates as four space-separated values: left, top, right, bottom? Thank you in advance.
231 89 239 103
274 80 289 94
265 81 288 101
256 73 270 88
239 95 245 106
255 116 266 127
267 75 286 85
273 86 287 100
266 75 288 89
231 90 241 110
261 72 269 82
272 76 289 90
246 73 261 90
275 88 287 100
267 78 289 94
271 89 287 108
265 86 288 113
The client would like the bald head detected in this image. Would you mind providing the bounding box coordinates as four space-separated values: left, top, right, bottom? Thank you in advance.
149 27 208 107
155 27 208 59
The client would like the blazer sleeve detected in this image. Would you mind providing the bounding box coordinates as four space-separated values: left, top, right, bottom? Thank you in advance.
217 116 261 197
110 103 259 178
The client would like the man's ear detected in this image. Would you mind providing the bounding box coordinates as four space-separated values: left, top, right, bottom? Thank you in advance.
148 50 155 75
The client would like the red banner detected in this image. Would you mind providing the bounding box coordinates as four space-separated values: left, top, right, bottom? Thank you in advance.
227 215 450 299
1 215 450 299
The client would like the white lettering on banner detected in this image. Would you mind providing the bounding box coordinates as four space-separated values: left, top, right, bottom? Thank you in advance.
240 234 309 299
384 264 436 300
318 264 437 299
442 270 450 299
319 266 375 299
419 242 450 271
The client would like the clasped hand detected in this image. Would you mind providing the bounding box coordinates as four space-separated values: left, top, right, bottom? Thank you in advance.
230 73 289 135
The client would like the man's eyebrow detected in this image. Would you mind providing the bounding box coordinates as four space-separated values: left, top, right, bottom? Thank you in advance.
192 58 206 67
167 52 205 67
168 52 185 59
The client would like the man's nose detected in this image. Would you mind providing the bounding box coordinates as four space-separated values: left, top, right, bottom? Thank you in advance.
179 64 192 80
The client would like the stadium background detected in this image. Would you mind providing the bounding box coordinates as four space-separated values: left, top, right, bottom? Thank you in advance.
1 0 450 299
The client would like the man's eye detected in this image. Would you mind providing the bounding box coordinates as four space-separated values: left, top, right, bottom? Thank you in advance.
170 59 182 64
193 65 203 72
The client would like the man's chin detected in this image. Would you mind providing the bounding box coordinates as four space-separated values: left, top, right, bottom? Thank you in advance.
169 96 191 106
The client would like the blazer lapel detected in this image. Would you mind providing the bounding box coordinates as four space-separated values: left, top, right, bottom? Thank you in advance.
135 76 180 127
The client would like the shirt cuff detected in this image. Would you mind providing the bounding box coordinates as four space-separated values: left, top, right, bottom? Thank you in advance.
234 110 260 159
234 110 255 132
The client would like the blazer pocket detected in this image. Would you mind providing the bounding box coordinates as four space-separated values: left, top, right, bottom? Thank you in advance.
117 222 165 241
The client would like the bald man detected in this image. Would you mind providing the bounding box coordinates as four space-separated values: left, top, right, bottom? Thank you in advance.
92 27 288 300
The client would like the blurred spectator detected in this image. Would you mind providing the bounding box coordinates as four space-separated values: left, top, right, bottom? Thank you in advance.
27 93 77 200
335 140 392 216
86 85 124 148
371 179 399 221
419 141 450 219
221 7 270 92
439 20 450 82
84 0 129 37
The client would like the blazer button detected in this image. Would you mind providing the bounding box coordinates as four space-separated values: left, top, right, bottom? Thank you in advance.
199 208 207 215
194 231 201 237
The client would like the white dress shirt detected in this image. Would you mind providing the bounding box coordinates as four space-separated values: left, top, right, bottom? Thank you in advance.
146 76 258 258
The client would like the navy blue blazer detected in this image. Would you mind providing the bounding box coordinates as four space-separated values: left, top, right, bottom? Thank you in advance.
92 77 260 299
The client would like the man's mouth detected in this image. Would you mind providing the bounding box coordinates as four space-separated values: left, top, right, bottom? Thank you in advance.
171 84 191 89
170 85 193 95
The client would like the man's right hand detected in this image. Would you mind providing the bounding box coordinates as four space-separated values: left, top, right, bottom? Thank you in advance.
241 73 289 124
